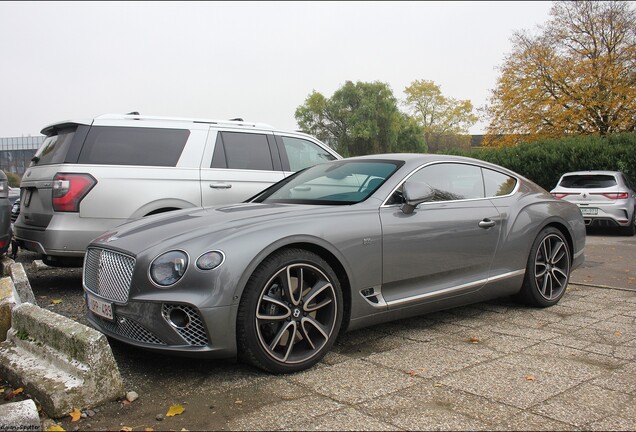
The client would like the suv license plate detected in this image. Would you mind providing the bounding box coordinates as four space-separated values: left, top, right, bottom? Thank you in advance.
87 293 113 321
580 208 598 215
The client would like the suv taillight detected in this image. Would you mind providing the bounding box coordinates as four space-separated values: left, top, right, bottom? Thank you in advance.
551 193 571 199
52 173 96 212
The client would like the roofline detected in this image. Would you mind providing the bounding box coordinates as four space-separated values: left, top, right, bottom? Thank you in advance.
40 113 278 135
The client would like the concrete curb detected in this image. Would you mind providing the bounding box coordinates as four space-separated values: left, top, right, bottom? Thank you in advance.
0 399 41 431
0 258 125 419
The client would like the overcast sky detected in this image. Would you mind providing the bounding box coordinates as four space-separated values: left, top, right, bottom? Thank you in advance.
0 1 554 137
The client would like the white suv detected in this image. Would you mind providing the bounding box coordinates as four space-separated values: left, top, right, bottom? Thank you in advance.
15 113 341 266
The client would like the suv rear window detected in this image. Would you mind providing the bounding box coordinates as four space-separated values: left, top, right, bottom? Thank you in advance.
559 175 617 188
32 127 78 166
78 126 190 166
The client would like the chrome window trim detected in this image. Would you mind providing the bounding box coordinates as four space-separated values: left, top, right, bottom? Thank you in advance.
380 161 520 208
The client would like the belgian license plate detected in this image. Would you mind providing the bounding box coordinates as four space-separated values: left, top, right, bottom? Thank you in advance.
580 207 598 215
86 293 113 321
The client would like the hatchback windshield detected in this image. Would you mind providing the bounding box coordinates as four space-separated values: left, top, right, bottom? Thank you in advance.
255 160 402 205
559 175 617 189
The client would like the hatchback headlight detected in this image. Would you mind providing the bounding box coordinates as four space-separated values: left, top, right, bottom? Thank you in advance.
150 251 188 287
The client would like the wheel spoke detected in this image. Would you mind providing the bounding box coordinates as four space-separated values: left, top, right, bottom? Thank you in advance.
301 315 330 350
550 241 565 264
269 321 297 362
303 280 333 312
256 295 291 321
535 263 548 278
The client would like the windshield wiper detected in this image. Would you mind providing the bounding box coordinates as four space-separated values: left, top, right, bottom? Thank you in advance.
31 155 40 164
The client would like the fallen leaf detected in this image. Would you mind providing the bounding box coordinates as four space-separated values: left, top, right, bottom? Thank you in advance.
433 383 443 388
468 336 480 344
69 407 81 422
119 428 133 432
47 426 65 432
4 387 23 401
121 399 132 407
614 330 623 337
234 400 243 404
51 299 62 305
166 404 185 417
526 375 536 381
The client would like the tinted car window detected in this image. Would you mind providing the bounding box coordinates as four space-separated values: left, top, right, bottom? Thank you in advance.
211 132 274 171
409 163 484 201
31 127 77 166
78 126 189 166
280 136 335 171
559 175 617 188
483 168 517 197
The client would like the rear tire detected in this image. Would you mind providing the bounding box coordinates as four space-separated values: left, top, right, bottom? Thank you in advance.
620 209 635 236
516 227 571 308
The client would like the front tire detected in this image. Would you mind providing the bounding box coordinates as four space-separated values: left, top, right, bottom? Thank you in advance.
237 248 343 373
516 227 571 308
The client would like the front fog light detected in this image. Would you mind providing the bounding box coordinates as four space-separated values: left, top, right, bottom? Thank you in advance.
196 250 225 270
150 251 188 287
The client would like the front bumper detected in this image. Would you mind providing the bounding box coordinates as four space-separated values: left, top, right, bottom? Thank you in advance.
85 294 239 359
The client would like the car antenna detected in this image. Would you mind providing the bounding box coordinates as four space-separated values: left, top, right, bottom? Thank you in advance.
229 117 244 122
126 111 140 115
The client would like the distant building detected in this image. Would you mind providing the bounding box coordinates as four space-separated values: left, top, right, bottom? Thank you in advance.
0 136 44 177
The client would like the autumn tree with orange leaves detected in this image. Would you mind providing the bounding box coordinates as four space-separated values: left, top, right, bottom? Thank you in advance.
484 1 636 147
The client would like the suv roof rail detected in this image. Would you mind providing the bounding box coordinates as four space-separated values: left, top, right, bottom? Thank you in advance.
94 113 275 129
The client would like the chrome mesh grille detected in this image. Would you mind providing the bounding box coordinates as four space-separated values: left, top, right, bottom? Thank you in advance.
100 316 165 345
162 304 209 347
84 247 135 303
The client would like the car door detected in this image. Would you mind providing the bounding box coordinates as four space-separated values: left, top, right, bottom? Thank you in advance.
380 162 502 307
200 130 285 207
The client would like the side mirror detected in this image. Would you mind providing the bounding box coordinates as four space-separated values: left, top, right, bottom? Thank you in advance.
401 181 434 214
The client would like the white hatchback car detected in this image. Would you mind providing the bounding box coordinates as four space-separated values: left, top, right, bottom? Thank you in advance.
15 113 341 266
550 170 636 236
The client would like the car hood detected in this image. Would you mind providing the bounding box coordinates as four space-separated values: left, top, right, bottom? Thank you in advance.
91 202 351 255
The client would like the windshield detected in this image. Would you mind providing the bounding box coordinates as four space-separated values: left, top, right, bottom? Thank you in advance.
253 160 403 205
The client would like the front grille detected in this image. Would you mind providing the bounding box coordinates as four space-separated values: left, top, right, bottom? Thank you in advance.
100 316 165 345
84 247 135 303
162 304 209 347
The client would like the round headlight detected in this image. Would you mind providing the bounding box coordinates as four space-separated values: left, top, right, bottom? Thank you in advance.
150 251 188 287
196 251 225 270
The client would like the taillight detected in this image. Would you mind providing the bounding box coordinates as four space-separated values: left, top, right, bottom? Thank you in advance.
52 173 96 212
551 193 571 199
591 192 629 200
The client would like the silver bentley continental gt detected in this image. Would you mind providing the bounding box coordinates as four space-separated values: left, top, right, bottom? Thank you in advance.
83 154 585 373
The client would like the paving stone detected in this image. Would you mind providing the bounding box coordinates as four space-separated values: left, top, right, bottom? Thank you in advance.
360 381 520 430
227 395 343 431
490 410 578 431
532 383 632 427
591 361 636 394
439 358 581 410
288 358 418 405
365 340 498 379
288 407 397 431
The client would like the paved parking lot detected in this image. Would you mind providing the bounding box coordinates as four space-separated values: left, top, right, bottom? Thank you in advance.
8 230 636 430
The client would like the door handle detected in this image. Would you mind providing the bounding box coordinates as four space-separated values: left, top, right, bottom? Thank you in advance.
478 218 496 229
209 182 232 189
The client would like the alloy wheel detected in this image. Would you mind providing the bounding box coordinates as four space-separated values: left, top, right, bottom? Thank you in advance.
534 233 570 300
255 263 338 365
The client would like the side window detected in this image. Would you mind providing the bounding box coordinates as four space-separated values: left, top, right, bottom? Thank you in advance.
280 136 335 171
210 132 274 171
78 126 190 166
408 163 484 201
483 168 517 197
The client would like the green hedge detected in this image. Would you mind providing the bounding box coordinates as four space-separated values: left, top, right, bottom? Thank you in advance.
448 133 636 191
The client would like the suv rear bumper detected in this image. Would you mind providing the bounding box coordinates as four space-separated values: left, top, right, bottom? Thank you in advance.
14 214 122 258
